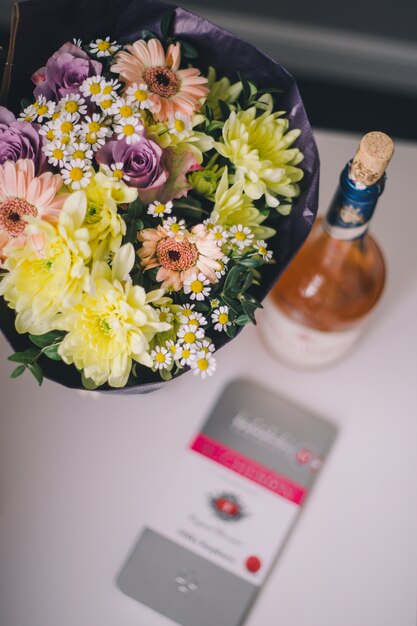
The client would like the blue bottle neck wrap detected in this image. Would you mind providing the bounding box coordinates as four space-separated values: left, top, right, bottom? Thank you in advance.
323 162 385 240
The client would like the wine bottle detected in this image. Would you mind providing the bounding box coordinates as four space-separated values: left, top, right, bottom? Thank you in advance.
260 132 394 368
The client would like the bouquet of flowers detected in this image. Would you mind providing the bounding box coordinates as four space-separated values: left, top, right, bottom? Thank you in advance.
0 0 319 392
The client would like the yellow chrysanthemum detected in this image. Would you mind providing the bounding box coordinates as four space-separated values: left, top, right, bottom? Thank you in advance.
146 114 214 164
0 192 91 335
56 244 172 388
84 171 138 260
214 99 304 207
206 67 242 119
212 168 275 240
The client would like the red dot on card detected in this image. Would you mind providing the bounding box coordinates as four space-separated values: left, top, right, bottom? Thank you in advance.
245 556 261 573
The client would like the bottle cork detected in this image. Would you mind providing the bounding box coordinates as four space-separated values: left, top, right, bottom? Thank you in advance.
350 131 394 186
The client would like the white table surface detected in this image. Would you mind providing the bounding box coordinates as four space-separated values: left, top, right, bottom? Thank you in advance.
1 129 417 626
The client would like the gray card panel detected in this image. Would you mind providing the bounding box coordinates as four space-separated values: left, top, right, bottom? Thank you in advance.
117 528 258 626
199 379 337 489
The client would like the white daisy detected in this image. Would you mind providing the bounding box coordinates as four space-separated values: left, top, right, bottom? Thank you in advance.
163 216 186 237
179 304 195 320
96 94 116 114
80 76 107 101
89 37 120 58
100 162 130 182
183 272 211 301
125 83 154 110
157 307 174 325
195 339 215 354
112 98 140 122
32 96 56 122
59 93 87 117
212 225 229 246
211 306 231 332
230 224 254 249
53 114 80 138
61 159 92 190
254 239 273 261
210 298 220 309
38 121 57 142
165 340 178 357
114 117 144 144
214 256 229 279
151 346 172 370
182 312 207 328
175 344 197 367
83 132 106 151
43 140 68 168
177 324 205 347
18 104 37 123
168 112 192 139
80 113 109 138
147 201 173 218
67 141 94 162
191 351 216 379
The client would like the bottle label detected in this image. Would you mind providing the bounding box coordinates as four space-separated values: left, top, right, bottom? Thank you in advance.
324 164 385 241
260 299 363 367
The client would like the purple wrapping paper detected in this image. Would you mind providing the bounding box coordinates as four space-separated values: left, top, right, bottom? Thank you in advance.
0 0 319 393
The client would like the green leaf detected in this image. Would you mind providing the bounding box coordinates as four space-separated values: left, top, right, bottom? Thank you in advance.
241 272 253 293
223 265 241 293
160 8 176 39
218 100 231 120
29 331 64 348
123 199 142 244
203 103 213 122
43 344 62 361
134 218 144 231
238 256 264 269
27 362 44 386
178 40 199 60
20 98 32 110
11 364 26 379
141 30 158 41
225 324 237 338
207 121 224 132
235 314 250 326
172 198 204 219
8 347 39 363
159 367 173 382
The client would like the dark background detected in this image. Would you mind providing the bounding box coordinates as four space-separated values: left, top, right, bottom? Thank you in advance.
0 0 416 140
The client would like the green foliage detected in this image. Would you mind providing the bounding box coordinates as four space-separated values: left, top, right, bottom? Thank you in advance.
160 9 176 39
8 330 66 386
123 198 145 245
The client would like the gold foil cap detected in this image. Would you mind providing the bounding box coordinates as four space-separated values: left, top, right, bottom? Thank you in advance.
351 131 394 186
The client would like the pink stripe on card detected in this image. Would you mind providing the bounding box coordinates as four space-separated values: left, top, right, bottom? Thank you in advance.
190 433 306 505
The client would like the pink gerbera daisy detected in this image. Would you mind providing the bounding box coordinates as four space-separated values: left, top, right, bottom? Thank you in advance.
0 159 66 261
111 39 209 122
138 223 223 291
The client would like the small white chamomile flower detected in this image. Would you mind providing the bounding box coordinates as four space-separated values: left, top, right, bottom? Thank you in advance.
84 132 106 151
68 141 94 162
151 346 172 370
191 351 216 378
183 273 211 301
89 37 120 58
195 339 215 354
163 216 186 237
43 140 68 168
126 83 153 110
157 307 174 325
62 158 92 190
210 299 220 309
254 240 273 260
230 224 254 249
19 104 37 123
112 98 140 122
80 76 107 101
168 113 192 139
175 344 197 367
101 162 130 182
147 201 173 218
177 324 205 347
38 121 57 142
59 93 87 117
214 256 229 279
211 306 231 332
53 114 80 138
81 114 109 138
184 312 207 328
179 304 195 320
114 117 144 144
165 340 178 357
32 96 56 122
212 225 229 246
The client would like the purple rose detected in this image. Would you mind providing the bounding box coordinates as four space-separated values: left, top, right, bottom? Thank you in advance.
96 137 168 197
32 42 102 102
0 107 45 174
